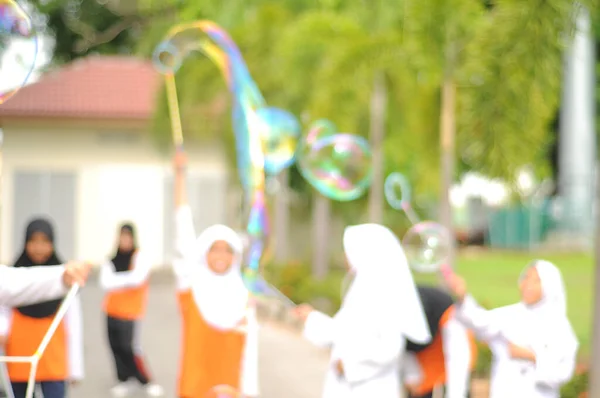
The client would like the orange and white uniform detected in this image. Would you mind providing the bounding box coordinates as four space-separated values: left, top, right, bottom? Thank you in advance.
174 205 259 398
101 250 151 321
0 297 83 383
403 286 477 398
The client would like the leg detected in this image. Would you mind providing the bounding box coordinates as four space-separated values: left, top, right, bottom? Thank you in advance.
39 381 65 398
131 321 152 385
9 382 33 398
406 391 433 398
107 316 131 383
118 320 149 385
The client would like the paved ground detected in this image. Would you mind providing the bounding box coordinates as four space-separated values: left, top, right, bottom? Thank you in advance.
2 273 329 398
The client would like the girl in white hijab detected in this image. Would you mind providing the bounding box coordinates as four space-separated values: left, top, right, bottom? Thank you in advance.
444 260 578 398
172 150 258 398
293 223 431 398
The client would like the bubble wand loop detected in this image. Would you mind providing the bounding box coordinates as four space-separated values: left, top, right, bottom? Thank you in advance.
153 21 296 306
384 172 421 225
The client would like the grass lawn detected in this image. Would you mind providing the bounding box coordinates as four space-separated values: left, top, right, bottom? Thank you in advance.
413 249 594 359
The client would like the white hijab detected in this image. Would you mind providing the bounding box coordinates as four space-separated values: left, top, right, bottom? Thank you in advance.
191 224 249 330
519 260 577 347
342 224 431 344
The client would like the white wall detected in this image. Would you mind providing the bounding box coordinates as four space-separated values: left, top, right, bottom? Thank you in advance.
0 123 227 266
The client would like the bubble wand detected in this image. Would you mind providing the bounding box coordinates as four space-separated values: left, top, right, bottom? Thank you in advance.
153 21 297 306
384 172 454 275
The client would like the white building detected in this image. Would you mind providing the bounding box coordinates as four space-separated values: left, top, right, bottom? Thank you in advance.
0 55 235 267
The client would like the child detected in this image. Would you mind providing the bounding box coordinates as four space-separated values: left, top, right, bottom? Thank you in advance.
100 223 164 397
0 218 84 398
173 150 259 398
402 285 477 398
293 223 431 398
444 260 578 398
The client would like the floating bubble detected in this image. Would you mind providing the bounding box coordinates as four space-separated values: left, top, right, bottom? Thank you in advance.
305 119 337 145
402 221 452 273
254 107 301 175
206 385 241 398
0 0 38 104
298 132 373 201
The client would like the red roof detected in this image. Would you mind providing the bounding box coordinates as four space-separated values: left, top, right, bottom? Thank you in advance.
0 55 161 120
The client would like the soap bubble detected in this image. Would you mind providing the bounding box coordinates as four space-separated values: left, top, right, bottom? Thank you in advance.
402 221 452 273
298 131 372 202
0 0 38 104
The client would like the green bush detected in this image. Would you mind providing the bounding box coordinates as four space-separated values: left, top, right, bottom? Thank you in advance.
560 369 588 398
473 342 492 377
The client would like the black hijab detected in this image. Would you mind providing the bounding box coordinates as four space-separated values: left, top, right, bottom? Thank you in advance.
111 223 137 273
14 218 64 318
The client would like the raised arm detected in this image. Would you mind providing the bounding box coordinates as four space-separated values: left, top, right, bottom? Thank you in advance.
454 295 504 342
173 149 197 291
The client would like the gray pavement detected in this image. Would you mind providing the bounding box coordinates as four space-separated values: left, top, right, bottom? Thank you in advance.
3 273 329 398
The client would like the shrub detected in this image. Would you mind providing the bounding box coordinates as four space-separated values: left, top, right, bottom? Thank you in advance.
560 367 588 398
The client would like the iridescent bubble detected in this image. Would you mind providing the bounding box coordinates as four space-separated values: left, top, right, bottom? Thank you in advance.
254 107 301 175
402 221 452 273
298 132 373 201
305 119 337 145
0 0 38 104
206 385 241 398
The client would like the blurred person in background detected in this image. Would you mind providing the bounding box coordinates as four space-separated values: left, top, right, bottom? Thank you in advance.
100 223 164 397
402 285 477 398
444 260 578 398
0 218 84 398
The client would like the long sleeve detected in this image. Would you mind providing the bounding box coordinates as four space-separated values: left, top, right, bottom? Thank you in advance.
303 310 335 349
0 306 11 337
0 265 68 307
532 327 578 390
441 318 472 398
339 319 405 385
99 252 152 292
65 295 84 381
240 307 260 397
454 295 502 342
173 205 197 291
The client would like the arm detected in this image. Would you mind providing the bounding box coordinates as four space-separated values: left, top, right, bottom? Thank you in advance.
240 307 259 397
173 206 197 291
0 265 68 307
303 310 336 349
66 295 84 381
173 150 197 291
99 252 152 292
454 295 502 342
339 319 406 385
0 306 11 342
442 318 472 398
